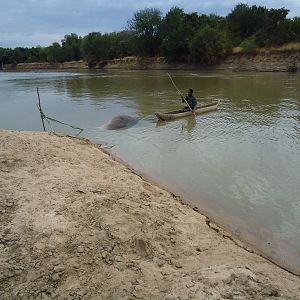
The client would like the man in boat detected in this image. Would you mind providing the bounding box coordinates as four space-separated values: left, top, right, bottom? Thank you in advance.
181 89 197 112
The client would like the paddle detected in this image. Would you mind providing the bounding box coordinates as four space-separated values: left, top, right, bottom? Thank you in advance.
167 73 197 118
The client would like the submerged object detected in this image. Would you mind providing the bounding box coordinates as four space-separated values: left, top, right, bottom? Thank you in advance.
104 115 139 130
155 100 220 121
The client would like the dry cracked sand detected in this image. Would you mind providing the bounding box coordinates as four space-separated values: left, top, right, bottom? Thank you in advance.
0 130 299 300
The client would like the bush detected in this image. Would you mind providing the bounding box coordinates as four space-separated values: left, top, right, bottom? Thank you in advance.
189 27 226 64
239 35 257 53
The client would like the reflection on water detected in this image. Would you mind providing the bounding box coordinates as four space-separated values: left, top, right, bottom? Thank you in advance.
156 116 197 133
0 70 299 274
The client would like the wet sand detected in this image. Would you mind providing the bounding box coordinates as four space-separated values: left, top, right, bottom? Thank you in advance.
0 130 300 299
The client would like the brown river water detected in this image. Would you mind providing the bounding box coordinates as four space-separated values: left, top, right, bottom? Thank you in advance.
0 70 299 274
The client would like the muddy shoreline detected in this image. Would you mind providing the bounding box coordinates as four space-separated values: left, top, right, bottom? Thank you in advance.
100 146 300 278
1 130 300 299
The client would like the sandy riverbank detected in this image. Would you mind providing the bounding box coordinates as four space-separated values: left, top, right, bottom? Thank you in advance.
2 51 300 72
0 130 299 300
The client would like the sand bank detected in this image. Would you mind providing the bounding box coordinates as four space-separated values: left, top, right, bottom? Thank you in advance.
0 130 299 299
3 51 300 72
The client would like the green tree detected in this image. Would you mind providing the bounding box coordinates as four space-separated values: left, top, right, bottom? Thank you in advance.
199 14 232 50
256 8 292 46
44 42 65 63
198 13 227 30
36 46 47 62
227 4 268 43
290 17 300 42
81 32 110 64
11 47 28 64
160 7 189 62
161 8 228 62
189 27 226 65
113 31 134 58
128 8 162 56
102 31 133 59
25 47 41 63
61 33 82 61
0 48 13 65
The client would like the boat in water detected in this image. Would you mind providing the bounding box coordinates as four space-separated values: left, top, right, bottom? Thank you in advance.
155 100 220 121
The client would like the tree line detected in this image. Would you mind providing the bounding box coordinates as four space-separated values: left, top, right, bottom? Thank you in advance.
1 4 300 66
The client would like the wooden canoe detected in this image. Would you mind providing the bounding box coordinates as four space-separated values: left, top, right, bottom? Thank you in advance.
155 100 220 121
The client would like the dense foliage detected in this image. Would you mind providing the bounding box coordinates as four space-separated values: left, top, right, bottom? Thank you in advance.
128 8 162 57
189 27 227 64
1 4 300 66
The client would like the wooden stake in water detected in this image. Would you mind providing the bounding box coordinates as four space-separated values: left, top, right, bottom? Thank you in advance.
37 87 46 131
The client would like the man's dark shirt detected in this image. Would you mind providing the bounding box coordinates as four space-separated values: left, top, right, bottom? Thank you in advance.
182 95 197 110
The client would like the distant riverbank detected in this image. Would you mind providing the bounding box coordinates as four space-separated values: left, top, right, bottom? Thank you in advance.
2 50 300 72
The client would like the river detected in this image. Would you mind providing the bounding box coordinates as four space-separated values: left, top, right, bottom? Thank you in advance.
0 69 299 274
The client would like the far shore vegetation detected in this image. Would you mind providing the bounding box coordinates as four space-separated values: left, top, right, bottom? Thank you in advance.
1 4 300 67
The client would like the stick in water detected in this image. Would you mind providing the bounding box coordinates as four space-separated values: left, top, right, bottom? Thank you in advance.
37 87 46 131
167 73 196 117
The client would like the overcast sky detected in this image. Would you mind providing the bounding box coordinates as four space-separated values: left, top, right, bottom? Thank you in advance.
1 0 299 48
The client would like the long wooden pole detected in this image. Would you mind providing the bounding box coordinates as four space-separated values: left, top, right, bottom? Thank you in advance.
167 73 196 117
37 87 46 131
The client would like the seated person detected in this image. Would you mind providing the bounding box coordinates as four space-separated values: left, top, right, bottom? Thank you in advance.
181 89 197 112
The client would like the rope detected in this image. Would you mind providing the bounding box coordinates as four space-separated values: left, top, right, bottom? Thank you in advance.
36 88 84 137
